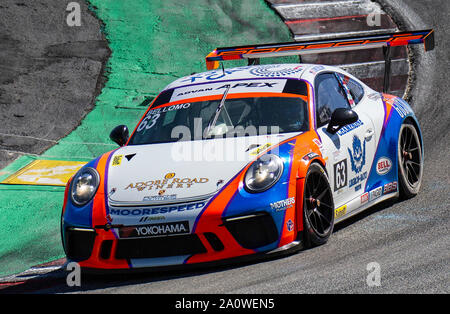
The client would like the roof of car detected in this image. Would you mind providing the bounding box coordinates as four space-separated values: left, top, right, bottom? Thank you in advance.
163 63 337 91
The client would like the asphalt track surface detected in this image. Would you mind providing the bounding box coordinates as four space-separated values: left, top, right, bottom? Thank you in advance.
1 0 449 294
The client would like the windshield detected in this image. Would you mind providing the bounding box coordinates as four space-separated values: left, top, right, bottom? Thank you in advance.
129 81 309 145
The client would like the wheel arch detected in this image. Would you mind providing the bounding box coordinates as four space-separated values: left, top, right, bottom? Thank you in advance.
295 157 328 237
403 115 424 156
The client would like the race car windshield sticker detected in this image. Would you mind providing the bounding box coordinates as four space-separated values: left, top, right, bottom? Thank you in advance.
129 93 309 146
170 79 288 103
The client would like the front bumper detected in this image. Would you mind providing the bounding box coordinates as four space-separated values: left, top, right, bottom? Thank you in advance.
62 211 290 271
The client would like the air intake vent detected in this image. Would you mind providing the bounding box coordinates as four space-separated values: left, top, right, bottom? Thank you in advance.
222 212 278 249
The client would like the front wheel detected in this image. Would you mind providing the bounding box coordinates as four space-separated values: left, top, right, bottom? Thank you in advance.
397 123 423 199
302 163 335 248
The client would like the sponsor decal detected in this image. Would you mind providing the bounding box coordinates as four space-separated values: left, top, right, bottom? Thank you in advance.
348 135 368 188
139 215 165 222
383 181 397 194
270 197 295 211
111 155 123 166
313 138 325 155
136 104 190 132
176 82 279 97
143 194 177 202
369 186 382 201
348 135 366 174
309 65 325 75
125 176 209 191
250 143 272 156
349 171 367 188
176 88 213 97
110 201 207 217
376 157 392 175
337 119 364 136
334 159 348 191
249 65 303 77
165 173 175 179
368 92 382 100
361 192 369 204
302 152 319 161
286 219 294 232
384 96 412 118
216 82 278 89
181 67 249 83
335 204 347 219
119 221 189 238
313 138 322 148
148 103 191 115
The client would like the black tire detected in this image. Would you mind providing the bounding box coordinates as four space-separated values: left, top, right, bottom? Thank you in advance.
397 123 423 199
302 163 335 248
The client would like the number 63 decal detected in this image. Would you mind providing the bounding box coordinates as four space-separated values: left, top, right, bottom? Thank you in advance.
137 112 160 132
334 159 348 191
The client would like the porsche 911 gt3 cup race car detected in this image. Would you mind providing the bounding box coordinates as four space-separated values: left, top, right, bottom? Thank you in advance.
61 30 433 271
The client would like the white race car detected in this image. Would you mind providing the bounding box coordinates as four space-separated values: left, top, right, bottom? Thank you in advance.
61 29 433 271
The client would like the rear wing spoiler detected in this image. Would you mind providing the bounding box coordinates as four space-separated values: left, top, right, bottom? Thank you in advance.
205 29 434 92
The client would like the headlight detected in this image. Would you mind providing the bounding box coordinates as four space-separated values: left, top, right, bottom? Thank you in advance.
244 154 284 193
70 167 100 206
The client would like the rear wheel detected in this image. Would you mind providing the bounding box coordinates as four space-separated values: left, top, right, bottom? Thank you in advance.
302 163 335 248
397 123 423 199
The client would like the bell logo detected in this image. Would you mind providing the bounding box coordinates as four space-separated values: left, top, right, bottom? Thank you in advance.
376 157 392 175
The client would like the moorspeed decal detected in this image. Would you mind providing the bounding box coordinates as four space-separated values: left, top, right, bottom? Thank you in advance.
110 201 207 216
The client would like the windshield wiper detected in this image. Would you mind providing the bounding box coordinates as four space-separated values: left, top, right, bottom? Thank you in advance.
204 84 231 138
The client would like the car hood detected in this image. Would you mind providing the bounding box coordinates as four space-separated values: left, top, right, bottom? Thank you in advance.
106 133 298 206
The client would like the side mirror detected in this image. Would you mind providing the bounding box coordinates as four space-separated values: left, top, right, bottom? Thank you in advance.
326 108 358 134
110 125 129 146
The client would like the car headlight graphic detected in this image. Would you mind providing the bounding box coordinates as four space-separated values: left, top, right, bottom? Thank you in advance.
70 167 100 206
244 154 284 193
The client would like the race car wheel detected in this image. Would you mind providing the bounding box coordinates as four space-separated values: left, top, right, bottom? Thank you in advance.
397 123 423 199
302 163 335 248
